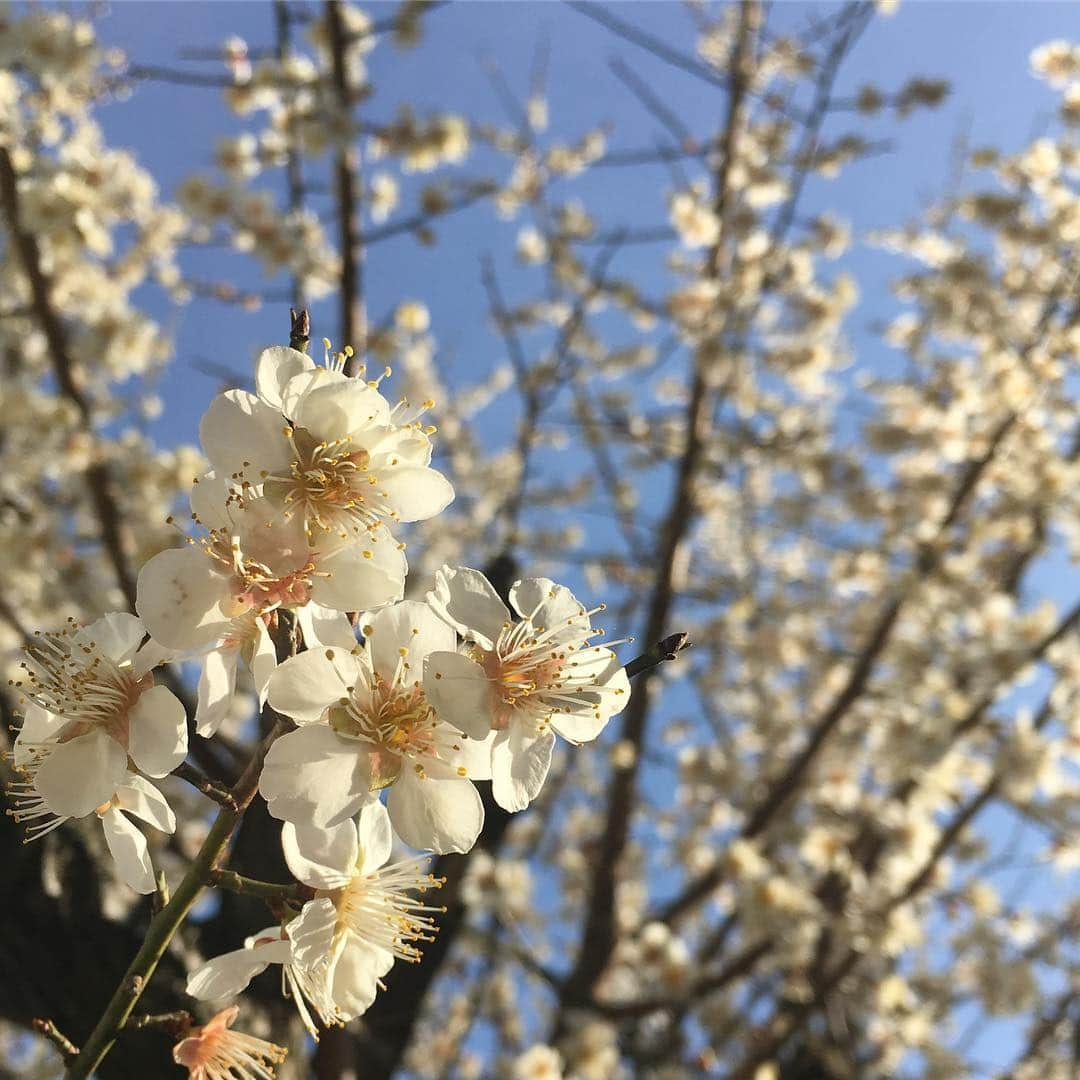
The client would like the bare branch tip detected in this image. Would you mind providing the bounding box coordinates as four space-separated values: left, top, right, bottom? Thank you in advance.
33 1018 79 1061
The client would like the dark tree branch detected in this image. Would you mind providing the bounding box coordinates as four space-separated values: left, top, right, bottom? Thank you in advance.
553 0 762 1027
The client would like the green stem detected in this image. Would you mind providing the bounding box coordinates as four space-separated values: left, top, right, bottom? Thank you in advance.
210 868 310 904
64 716 289 1080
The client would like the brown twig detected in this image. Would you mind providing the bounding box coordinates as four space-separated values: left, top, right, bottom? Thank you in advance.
326 0 366 367
554 0 761 1025
623 632 691 680
0 147 138 611
123 1011 193 1037
173 761 239 812
34 1018 79 1062
276 0 308 308
289 307 311 354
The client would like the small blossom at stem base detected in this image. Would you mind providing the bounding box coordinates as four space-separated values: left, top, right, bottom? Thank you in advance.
282 799 446 1018
172 1005 286 1079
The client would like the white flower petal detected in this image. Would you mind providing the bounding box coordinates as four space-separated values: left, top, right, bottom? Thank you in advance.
255 346 315 411
14 705 65 765
423 651 493 740
387 770 483 854
354 797 393 873
287 896 339 971
260 725 372 828
282 819 359 890
294 378 391 441
114 774 176 833
368 601 455 683
509 576 584 629
77 613 145 666
373 465 454 523
199 389 292 477
251 619 278 706
131 636 174 680
311 532 406 614
547 710 609 745
426 566 509 651
128 685 188 778
296 603 358 650
245 925 293 951
549 652 631 744
189 470 233 531
330 939 393 1019
453 730 496 782
187 939 290 1001
491 728 554 813
280 367 338 419
370 426 433 466
196 646 239 738
100 807 155 893
35 730 127 818
267 647 359 726
136 546 232 652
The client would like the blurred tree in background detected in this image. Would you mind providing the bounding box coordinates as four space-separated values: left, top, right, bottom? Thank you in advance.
0 2 1077 1077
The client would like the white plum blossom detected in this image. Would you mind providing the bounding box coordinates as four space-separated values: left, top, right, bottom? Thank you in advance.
8 759 175 893
192 609 278 738
137 471 405 654
7 613 185 820
260 600 490 853
194 600 359 737
137 472 392 734
189 797 448 1035
282 798 444 1019
425 568 630 811
187 925 346 1039
93 775 176 893
198 344 454 546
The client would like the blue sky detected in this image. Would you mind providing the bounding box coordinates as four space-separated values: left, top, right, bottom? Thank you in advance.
86 2 1078 1074
96 0 1080 452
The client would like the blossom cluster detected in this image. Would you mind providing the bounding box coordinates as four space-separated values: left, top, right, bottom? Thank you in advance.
6 339 629 1056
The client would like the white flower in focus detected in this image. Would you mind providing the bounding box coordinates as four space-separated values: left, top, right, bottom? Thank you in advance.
424 568 630 812
187 925 346 1039
9 613 185 818
173 1005 287 1079
198 344 454 546
8 753 175 893
261 601 489 853
137 471 401 660
282 798 444 1019
195 597 357 739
